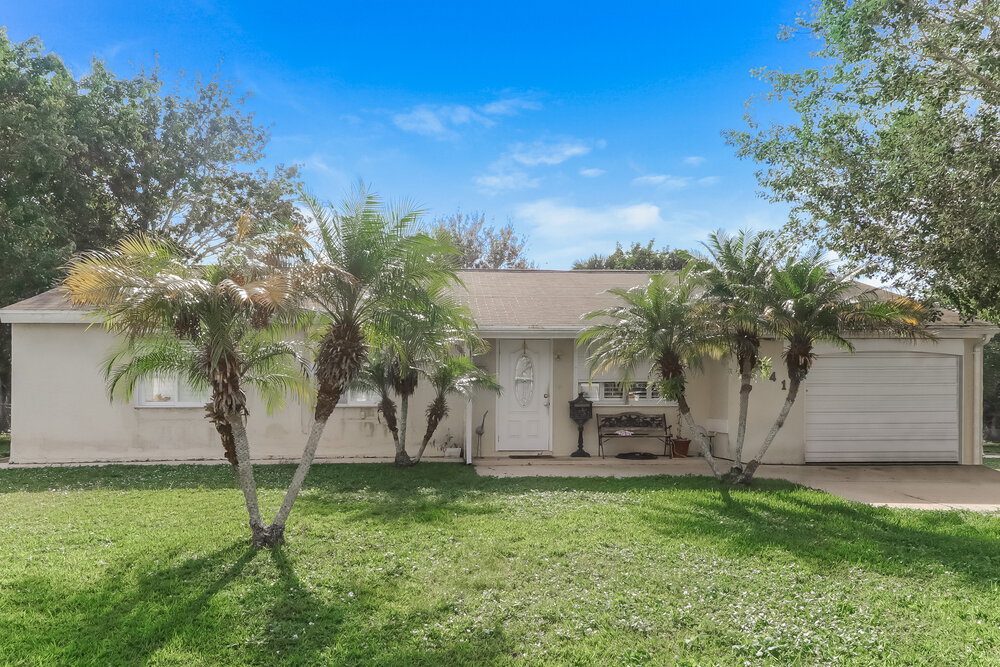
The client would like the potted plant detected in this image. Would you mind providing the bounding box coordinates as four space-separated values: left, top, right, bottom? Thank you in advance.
673 411 691 458
440 432 463 459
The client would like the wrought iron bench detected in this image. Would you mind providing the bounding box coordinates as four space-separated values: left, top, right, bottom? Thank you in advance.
596 412 673 459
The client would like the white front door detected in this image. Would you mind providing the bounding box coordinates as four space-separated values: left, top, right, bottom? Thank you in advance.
497 339 552 451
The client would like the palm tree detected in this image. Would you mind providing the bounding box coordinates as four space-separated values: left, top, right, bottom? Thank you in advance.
411 354 501 464
693 230 781 480
736 251 932 484
384 302 479 466
63 230 306 546
267 186 465 538
351 351 400 445
579 273 727 478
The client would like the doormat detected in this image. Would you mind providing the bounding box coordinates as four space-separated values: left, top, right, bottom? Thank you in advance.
615 452 659 460
508 454 554 459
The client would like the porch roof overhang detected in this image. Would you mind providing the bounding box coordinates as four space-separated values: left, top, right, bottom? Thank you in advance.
478 326 583 339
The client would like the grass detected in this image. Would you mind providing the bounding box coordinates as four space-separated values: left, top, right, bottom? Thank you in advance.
984 442 1000 455
1 464 999 665
0 434 8 458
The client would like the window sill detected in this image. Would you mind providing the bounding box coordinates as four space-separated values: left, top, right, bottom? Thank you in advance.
592 400 678 408
135 403 207 409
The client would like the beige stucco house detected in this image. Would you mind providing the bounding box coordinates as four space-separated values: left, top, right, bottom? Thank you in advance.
1 269 995 466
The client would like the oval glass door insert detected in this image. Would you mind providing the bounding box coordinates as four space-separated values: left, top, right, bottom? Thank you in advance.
513 354 535 407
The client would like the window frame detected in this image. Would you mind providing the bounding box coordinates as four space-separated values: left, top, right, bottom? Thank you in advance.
135 374 210 409
574 345 677 407
339 387 380 408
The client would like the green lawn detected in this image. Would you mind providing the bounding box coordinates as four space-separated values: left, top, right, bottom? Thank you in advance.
1 464 999 665
0 434 8 458
984 442 1000 455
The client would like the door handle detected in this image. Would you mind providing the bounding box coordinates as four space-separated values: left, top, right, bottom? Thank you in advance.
543 392 550 407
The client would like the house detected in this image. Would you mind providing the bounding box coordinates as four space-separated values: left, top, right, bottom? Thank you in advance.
1 269 995 466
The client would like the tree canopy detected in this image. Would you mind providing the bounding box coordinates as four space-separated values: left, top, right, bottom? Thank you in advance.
429 211 535 269
727 0 1000 321
0 30 301 427
572 240 690 271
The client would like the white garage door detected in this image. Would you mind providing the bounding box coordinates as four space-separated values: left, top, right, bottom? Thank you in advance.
805 352 960 463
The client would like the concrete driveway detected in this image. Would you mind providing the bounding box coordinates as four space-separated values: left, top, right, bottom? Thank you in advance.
474 457 1000 511
755 464 1000 511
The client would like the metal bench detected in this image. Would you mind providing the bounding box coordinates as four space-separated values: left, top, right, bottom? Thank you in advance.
597 412 673 459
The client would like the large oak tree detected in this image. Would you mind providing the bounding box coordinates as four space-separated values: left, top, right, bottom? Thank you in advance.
728 0 1000 320
0 30 300 428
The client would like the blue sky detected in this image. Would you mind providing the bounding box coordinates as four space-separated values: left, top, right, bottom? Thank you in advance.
6 1 816 267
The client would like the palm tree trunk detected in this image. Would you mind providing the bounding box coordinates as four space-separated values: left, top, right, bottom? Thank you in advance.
379 395 400 450
267 417 327 544
725 368 753 480
739 378 801 484
226 410 268 546
413 397 447 464
677 395 723 479
395 394 412 466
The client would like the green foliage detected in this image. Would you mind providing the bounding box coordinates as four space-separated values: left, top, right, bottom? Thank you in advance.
573 240 691 271
579 274 725 400
0 30 301 419
985 338 1000 436
727 0 1000 321
64 227 308 431
425 355 501 403
430 210 535 269
1 463 1000 664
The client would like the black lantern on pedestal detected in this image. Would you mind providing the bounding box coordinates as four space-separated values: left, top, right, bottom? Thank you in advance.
568 392 594 457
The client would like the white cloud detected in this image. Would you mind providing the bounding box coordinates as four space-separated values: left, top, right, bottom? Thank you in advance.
579 168 606 178
392 104 493 138
683 155 707 166
392 97 542 139
516 199 666 238
632 174 693 189
474 170 541 195
513 199 720 267
479 97 542 116
510 140 593 166
632 173 719 189
474 137 601 193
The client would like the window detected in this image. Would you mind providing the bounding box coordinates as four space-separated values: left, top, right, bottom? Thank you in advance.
340 388 379 408
138 375 209 408
575 346 674 406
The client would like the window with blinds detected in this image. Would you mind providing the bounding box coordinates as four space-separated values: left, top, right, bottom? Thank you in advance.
574 345 673 405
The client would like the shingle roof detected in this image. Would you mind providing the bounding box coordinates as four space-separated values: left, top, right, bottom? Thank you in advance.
454 269 649 329
0 288 79 311
0 270 986 330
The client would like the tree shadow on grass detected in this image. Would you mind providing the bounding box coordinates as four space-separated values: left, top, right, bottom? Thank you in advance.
5 536 517 665
4 541 261 664
640 484 1000 590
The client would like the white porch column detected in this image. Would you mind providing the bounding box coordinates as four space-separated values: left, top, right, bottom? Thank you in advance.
465 397 474 465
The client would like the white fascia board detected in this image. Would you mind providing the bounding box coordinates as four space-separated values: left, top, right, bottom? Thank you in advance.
478 326 582 339
0 310 93 324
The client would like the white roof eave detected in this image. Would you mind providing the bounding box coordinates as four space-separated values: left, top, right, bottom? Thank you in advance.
0 310 93 324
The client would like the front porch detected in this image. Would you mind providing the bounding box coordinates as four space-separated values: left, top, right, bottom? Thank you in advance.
473 455 713 478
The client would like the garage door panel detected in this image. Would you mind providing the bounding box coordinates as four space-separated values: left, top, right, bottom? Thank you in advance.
807 398 954 413
809 371 957 386
809 355 956 370
805 353 960 463
807 410 958 424
807 446 958 463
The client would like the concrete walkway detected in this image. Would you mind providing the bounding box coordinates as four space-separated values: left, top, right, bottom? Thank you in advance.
473 456 1000 512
